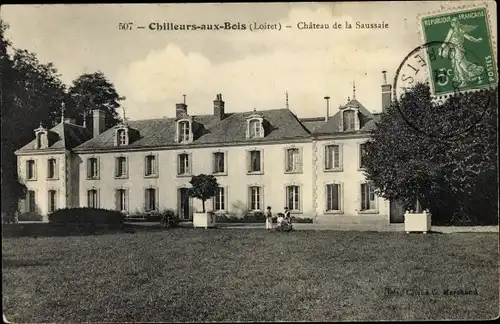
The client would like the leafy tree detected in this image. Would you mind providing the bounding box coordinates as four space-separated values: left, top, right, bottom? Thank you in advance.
1 21 66 216
364 82 498 225
66 72 125 131
187 174 219 213
1 19 125 218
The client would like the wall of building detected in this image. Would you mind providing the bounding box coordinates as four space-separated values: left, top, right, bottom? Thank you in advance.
78 141 314 218
17 152 67 221
313 137 389 222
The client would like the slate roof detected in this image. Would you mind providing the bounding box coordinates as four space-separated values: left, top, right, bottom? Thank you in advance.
312 99 380 135
16 122 92 153
75 108 313 151
299 117 326 133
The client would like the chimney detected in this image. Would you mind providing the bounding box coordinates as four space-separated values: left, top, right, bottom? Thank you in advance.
213 93 225 120
381 70 392 113
324 96 331 122
92 109 105 138
176 94 188 118
64 118 76 124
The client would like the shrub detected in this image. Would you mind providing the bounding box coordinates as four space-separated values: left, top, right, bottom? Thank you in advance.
159 209 180 228
291 216 314 224
17 212 43 222
48 208 125 225
244 211 266 223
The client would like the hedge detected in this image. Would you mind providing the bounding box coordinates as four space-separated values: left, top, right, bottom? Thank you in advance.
48 208 125 225
215 212 314 223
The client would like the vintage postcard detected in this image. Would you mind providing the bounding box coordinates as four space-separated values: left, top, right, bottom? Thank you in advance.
1 2 498 323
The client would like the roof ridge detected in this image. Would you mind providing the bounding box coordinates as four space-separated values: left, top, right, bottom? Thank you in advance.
129 108 294 123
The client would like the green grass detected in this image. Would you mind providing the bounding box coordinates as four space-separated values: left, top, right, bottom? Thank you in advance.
2 229 499 322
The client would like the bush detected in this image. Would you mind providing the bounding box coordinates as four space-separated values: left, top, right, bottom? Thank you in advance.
48 208 125 225
17 212 43 222
291 216 314 223
159 209 180 228
244 211 266 222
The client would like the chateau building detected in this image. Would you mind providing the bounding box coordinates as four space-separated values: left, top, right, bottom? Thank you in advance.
15 72 402 224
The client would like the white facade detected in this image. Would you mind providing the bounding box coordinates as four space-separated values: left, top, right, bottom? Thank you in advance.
16 81 394 224
16 135 389 223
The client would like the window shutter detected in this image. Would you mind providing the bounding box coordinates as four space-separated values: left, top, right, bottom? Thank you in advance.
115 190 120 210
144 189 149 211
144 156 148 176
361 184 366 210
115 158 119 177
246 151 250 172
298 148 303 172
188 153 192 174
260 150 264 173
126 189 130 212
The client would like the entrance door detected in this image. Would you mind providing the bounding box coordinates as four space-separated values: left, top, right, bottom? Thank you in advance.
178 188 191 220
389 200 405 223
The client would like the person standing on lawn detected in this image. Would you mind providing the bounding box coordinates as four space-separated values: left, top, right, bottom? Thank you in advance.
284 206 291 223
265 206 273 230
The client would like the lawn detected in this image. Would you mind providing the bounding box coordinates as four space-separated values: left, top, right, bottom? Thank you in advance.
2 227 499 322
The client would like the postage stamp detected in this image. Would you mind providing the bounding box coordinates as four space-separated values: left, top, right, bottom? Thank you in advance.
419 6 498 96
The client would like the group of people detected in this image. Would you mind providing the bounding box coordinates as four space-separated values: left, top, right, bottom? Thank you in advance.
264 206 291 230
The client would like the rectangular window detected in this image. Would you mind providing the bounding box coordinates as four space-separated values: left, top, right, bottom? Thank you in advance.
48 190 57 213
285 148 300 172
249 186 261 211
286 185 300 211
116 189 128 212
249 120 261 138
87 189 98 208
47 158 57 179
359 143 368 169
213 152 225 174
361 183 376 211
26 160 36 180
36 133 42 149
115 156 127 178
87 158 99 179
145 188 157 212
326 184 340 211
248 150 261 172
213 187 225 211
117 129 127 146
325 145 340 170
179 121 190 142
27 190 36 212
145 155 156 176
343 110 356 131
178 153 190 175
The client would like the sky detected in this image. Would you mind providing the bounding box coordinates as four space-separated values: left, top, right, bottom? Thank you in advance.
1 2 497 120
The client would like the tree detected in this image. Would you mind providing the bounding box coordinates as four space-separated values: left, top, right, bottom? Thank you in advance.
66 72 125 131
1 20 65 217
187 174 219 213
363 82 498 225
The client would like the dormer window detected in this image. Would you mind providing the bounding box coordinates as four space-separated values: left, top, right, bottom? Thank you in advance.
246 110 265 139
36 133 42 148
115 127 129 146
118 129 127 145
343 110 355 131
341 108 360 132
34 125 48 149
175 119 193 143
249 120 261 138
180 121 190 142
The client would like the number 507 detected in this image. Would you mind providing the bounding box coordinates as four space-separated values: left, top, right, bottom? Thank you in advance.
118 22 133 30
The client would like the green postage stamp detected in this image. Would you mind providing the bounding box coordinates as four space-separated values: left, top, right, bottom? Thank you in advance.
420 6 497 96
